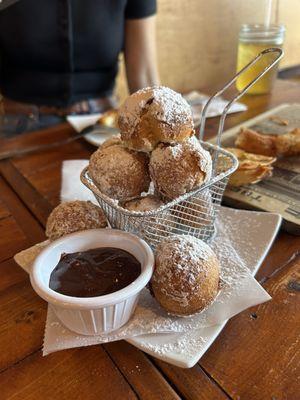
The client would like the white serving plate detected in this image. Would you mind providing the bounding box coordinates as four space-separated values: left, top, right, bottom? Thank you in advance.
67 113 118 147
127 207 281 368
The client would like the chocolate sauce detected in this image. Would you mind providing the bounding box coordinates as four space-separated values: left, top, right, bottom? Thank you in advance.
49 247 141 297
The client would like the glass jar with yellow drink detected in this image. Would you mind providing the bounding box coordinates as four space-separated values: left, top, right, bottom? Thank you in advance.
236 24 285 95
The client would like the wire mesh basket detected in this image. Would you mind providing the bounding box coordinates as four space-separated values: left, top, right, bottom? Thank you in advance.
80 48 283 249
81 143 237 248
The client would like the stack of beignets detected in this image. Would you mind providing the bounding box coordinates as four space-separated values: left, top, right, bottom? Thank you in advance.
86 87 220 317
88 86 212 205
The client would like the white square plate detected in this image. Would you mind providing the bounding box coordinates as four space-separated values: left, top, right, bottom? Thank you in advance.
127 207 281 368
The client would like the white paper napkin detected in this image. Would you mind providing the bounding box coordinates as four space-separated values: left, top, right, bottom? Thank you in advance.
61 160 94 204
184 91 247 122
14 160 271 355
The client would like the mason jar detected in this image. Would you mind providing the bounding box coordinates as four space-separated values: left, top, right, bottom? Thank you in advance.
236 24 285 95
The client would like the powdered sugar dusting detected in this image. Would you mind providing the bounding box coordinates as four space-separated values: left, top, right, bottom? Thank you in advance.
118 86 192 136
189 136 212 182
157 235 215 266
151 137 212 176
138 330 206 357
152 235 219 309
89 145 150 201
150 138 212 199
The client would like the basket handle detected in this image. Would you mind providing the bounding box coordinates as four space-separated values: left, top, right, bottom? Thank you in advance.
198 47 284 146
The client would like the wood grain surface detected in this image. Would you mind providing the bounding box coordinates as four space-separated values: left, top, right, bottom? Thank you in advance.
0 80 299 399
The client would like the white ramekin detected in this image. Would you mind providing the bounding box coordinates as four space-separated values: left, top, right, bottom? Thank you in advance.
30 229 154 335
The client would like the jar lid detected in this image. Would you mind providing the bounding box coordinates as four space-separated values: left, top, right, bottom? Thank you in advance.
239 24 285 43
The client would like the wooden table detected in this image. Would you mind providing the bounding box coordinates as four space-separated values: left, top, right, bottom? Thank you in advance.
0 80 299 400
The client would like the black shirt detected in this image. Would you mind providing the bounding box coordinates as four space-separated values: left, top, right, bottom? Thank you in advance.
0 0 156 106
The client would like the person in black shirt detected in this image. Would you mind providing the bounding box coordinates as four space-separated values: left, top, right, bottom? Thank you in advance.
0 0 159 134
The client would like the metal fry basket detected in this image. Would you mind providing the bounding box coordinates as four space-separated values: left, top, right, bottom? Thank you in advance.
81 48 283 249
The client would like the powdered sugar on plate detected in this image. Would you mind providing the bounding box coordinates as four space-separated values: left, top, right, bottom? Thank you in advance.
137 330 207 358
14 210 271 356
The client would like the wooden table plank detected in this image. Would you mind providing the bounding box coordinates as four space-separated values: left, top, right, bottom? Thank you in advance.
152 359 229 400
0 281 46 372
0 123 78 153
0 258 28 292
0 199 10 220
0 217 28 263
0 281 143 400
0 347 138 400
0 175 45 264
104 341 181 400
200 254 300 400
0 176 45 244
0 161 54 225
0 177 45 295
21 162 63 207
11 143 91 206
256 231 300 284
11 142 92 207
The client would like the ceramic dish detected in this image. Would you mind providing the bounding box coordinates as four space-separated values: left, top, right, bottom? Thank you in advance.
30 229 154 335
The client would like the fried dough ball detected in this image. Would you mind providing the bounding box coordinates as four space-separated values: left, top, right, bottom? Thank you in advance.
46 200 107 240
118 86 194 152
122 195 176 240
89 144 150 201
151 235 220 316
149 137 212 200
122 195 164 212
100 135 122 149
